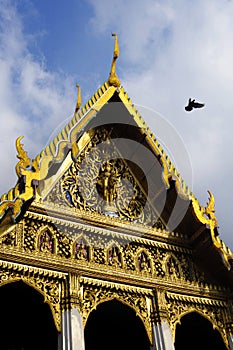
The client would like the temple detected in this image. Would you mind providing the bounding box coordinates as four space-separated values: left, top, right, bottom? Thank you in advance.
0 35 233 350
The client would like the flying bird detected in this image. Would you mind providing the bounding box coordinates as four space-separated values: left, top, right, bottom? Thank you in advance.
185 98 205 112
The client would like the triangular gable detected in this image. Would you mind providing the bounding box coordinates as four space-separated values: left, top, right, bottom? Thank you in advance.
0 36 232 270
42 124 166 229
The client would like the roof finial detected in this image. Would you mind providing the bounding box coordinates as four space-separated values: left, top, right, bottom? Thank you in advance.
108 33 121 88
75 83 82 114
15 136 31 177
205 190 218 227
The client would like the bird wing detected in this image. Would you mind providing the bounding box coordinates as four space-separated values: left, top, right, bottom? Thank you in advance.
193 101 205 108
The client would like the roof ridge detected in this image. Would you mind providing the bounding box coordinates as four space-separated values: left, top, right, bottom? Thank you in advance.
41 81 112 161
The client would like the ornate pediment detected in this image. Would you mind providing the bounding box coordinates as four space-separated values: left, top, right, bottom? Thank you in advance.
0 33 232 269
44 127 165 229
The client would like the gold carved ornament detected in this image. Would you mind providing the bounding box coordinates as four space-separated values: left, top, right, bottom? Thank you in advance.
191 190 232 269
15 136 31 177
19 212 199 287
59 128 158 226
0 135 56 222
0 137 38 221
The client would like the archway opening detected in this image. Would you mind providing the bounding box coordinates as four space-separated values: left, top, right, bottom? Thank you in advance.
175 312 228 350
84 298 151 350
0 281 58 350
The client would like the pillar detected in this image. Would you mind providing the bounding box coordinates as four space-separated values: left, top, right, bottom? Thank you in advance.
226 308 233 350
229 335 233 350
58 308 85 350
151 320 175 350
227 323 233 350
58 274 85 350
150 289 175 350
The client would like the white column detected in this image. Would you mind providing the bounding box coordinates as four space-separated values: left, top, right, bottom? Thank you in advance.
151 321 175 350
58 308 85 350
58 311 72 350
71 308 85 350
161 321 175 350
228 334 233 350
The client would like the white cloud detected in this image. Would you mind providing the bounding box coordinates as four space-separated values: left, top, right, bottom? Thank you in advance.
89 0 176 66
88 0 233 249
0 0 75 194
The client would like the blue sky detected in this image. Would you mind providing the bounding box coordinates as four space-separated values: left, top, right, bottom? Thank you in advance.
20 1 112 84
1 0 233 250
9 0 117 97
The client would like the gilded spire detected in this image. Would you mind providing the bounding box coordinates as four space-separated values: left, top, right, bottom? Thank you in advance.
75 83 82 114
108 33 121 88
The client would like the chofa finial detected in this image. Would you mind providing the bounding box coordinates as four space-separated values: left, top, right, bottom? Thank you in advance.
205 190 218 227
15 136 31 177
75 83 82 114
108 33 121 88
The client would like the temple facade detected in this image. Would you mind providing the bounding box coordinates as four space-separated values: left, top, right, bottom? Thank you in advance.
0 35 233 350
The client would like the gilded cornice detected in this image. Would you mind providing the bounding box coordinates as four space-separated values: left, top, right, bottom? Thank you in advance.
80 275 154 296
0 218 231 303
1 242 229 303
166 291 229 306
0 258 67 279
25 208 191 252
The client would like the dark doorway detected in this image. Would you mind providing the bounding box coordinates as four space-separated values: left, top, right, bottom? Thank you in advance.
175 312 228 350
0 281 58 350
84 299 151 350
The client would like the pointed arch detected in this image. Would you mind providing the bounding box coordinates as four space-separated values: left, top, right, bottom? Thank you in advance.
175 311 228 350
0 261 64 332
81 283 153 345
0 280 58 349
84 298 151 350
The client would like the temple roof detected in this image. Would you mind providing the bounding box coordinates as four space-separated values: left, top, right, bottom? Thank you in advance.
0 35 232 273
